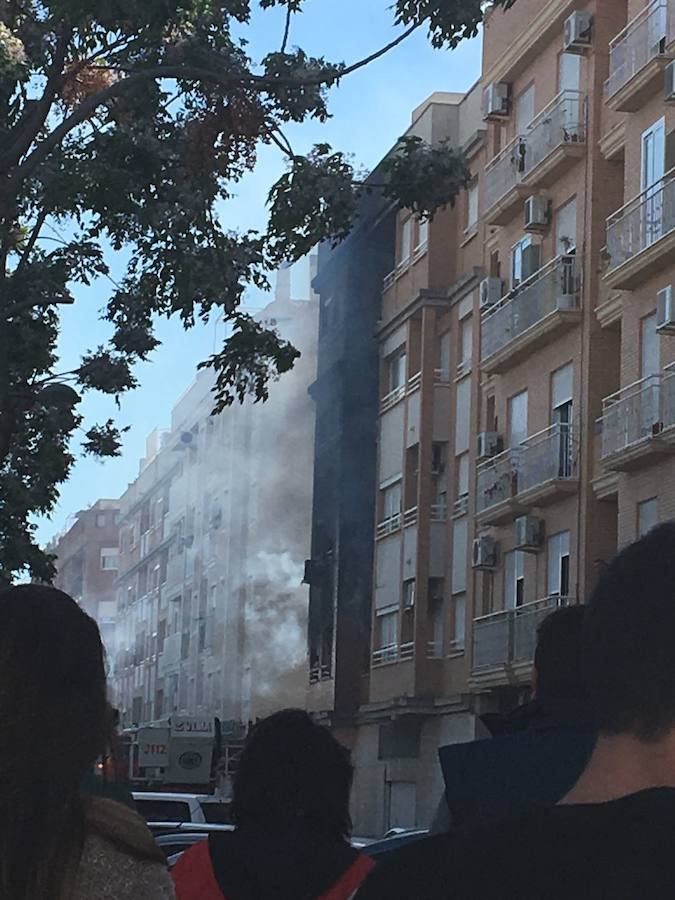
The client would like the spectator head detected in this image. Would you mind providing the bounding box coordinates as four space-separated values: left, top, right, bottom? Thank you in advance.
584 522 675 741
0 584 109 899
534 604 587 702
233 708 353 840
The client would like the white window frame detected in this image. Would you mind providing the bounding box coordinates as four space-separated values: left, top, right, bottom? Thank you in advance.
547 531 571 598
511 235 533 286
637 497 659 538
466 181 479 232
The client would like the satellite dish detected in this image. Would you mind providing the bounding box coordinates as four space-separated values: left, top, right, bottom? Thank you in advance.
180 432 193 444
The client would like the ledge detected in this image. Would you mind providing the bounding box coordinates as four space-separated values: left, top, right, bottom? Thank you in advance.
605 229 675 291
475 497 525 527
468 659 534 691
606 57 672 113
522 142 586 191
515 478 578 509
484 185 529 227
599 121 626 162
592 470 619 500
595 294 623 330
481 308 582 376
601 436 675 472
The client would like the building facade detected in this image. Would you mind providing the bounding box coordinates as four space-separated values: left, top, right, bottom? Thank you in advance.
112 268 318 732
50 498 120 652
313 0 675 836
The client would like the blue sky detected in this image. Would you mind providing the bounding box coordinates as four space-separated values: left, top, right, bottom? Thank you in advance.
40 1 482 542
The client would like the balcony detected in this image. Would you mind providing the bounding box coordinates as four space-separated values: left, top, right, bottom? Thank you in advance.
600 370 675 470
605 170 675 290
517 424 579 507
481 255 581 374
472 596 574 680
376 512 402 540
380 384 405 413
476 448 523 525
483 92 586 225
371 641 414 668
605 1 671 111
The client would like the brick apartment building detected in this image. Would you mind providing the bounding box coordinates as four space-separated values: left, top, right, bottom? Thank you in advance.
112 267 318 731
49 498 120 652
311 0 675 836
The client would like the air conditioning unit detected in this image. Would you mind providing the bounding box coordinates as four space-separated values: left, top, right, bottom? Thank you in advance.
657 285 675 333
515 515 544 552
480 276 503 309
472 536 498 570
524 195 550 233
666 60 675 101
563 11 592 53
482 82 510 120
477 431 503 460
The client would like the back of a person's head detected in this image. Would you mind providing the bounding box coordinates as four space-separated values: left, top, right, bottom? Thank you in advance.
534 604 588 702
233 709 353 840
584 522 675 740
0 584 108 899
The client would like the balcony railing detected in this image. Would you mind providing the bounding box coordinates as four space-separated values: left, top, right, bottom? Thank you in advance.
426 640 443 659
519 423 577 494
376 512 402 539
407 371 422 393
372 641 414 667
430 503 448 522
481 255 579 362
484 134 526 213
605 0 668 99
606 169 675 273
525 89 586 174
476 448 521 515
473 596 573 672
383 269 396 291
601 371 675 458
403 506 418 528
380 384 406 413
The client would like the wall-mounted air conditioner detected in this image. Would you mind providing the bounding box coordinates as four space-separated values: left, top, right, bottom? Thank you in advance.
482 82 511 120
524 195 550 233
480 276 503 310
657 285 675 333
472 536 499 570
563 12 592 53
514 515 544 552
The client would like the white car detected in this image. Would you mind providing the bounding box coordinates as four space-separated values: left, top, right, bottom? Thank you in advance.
133 791 206 824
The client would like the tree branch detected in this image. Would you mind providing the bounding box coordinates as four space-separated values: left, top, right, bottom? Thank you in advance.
268 127 295 159
281 2 293 53
15 206 49 276
336 23 420 80
0 25 72 171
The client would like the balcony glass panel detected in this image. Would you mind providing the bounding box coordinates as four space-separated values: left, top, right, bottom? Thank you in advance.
476 449 521 515
601 375 662 457
606 170 675 272
525 90 586 173
481 255 579 362
605 0 668 99
484 135 526 212
519 424 577 493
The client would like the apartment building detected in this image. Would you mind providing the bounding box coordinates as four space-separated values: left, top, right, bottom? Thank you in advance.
112 267 318 730
50 498 120 651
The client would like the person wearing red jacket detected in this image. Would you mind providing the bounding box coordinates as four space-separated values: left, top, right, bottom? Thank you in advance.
173 709 374 900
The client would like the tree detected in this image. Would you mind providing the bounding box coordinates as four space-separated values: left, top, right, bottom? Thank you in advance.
0 0 515 585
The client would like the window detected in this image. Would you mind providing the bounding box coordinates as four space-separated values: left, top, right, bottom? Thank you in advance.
547 531 571 597
460 317 473 370
552 363 574 476
376 608 399 650
638 498 658 537
511 235 539 285
451 518 468 595
416 217 429 250
454 376 471 455
100 548 119 571
508 390 528 447
456 452 470 499
96 513 107 528
452 594 466 650
399 217 412 264
438 332 451 380
641 312 660 378
388 350 407 392
555 198 577 256
558 51 581 92
382 481 402 522
403 579 416 609
466 182 479 231
504 550 525 609
515 83 535 133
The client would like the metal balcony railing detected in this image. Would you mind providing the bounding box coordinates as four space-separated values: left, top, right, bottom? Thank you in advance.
376 512 402 539
484 134 527 212
426 640 443 659
371 641 415 667
606 169 675 272
473 596 573 671
476 448 521 515
525 90 586 174
430 503 448 522
380 384 406 413
519 423 577 494
407 371 422 393
481 255 579 362
605 0 668 99
600 372 675 457
403 507 418 528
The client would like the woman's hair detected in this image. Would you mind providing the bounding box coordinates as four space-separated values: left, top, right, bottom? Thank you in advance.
0 584 108 900
232 709 354 840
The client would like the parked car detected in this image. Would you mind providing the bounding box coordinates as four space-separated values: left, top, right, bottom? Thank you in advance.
133 791 207 824
365 829 428 858
154 823 234 865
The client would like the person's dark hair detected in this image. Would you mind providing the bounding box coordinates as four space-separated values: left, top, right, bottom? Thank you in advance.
232 709 353 840
584 522 675 740
534 604 588 701
0 585 108 900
